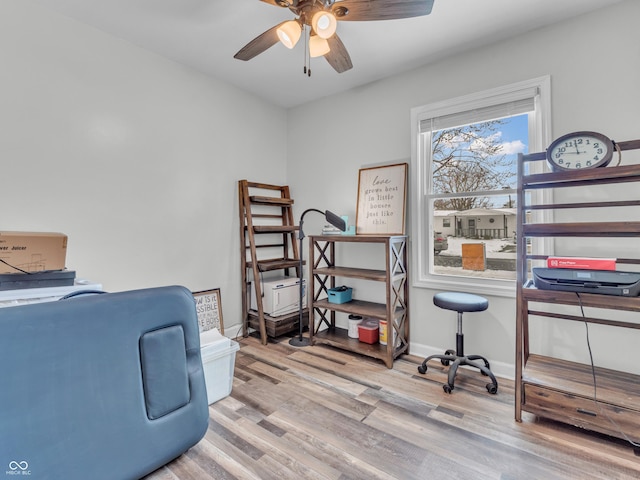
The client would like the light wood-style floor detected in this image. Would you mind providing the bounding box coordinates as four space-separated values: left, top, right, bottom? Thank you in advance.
144 335 640 480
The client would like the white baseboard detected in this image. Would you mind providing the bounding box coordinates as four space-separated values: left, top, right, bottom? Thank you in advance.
409 342 514 381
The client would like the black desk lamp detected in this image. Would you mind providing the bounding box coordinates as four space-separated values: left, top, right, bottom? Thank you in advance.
289 209 346 347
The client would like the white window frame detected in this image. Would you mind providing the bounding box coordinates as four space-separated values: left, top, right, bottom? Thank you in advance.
410 76 551 297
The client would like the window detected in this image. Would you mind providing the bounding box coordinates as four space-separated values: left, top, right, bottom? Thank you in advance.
410 77 550 297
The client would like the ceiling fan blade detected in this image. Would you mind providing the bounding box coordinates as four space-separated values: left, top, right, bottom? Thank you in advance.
332 0 434 21
260 0 292 8
324 35 353 73
234 22 286 61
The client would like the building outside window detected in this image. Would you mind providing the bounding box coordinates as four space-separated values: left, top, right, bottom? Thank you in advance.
410 77 550 297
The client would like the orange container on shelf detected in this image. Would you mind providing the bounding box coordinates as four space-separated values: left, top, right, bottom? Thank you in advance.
379 319 388 345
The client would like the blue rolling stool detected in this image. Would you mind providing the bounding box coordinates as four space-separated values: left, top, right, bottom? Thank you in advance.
418 292 498 394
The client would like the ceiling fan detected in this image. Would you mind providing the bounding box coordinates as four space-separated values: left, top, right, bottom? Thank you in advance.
234 0 435 75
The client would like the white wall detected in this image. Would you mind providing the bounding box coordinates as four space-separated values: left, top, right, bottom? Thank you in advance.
3 0 639 373
0 0 288 336
287 0 640 377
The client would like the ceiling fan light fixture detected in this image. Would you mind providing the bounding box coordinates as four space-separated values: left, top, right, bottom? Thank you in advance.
311 11 337 39
309 34 330 57
277 20 302 49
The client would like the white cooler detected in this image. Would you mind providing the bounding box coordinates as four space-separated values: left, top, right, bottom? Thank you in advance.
200 329 239 405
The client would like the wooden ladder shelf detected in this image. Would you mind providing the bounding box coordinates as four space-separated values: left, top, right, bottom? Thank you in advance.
238 180 305 344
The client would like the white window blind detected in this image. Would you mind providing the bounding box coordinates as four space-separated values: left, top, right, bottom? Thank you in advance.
419 90 537 133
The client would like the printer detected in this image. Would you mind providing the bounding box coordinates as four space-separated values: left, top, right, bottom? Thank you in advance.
250 276 306 316
532 267 640 297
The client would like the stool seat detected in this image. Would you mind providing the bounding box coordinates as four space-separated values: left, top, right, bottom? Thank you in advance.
418 291 497 395
433 292 488 313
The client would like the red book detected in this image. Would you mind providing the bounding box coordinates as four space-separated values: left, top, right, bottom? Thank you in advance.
546 257 616 270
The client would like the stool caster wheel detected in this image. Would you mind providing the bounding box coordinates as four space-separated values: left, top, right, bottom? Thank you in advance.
441 349 455 366
486 383 498 394
443 384 453 394
417 365 427 374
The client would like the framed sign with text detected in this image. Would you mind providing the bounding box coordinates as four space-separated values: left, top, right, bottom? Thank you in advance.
193 288 224 334
356 163 407 235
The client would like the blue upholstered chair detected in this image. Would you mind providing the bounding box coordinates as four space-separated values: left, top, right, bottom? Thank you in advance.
0 286 209 480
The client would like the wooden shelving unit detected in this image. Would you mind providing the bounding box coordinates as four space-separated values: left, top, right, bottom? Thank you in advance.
515 139 640 440
308 235 409 368
238 180 305 345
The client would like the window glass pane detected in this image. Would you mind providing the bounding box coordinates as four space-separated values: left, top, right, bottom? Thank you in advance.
429 114 528 282
431 114 527 198
432 194 518 280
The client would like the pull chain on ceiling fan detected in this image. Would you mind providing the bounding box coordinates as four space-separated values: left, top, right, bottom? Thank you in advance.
234 0 435 75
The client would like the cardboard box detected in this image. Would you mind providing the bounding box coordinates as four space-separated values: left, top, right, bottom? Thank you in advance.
462 243 486 271
546 257 616 271
0 232 68 274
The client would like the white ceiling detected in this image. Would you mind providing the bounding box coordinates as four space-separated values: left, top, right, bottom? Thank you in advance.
32 0 624 109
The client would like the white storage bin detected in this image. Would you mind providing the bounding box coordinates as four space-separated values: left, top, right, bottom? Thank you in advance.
200 328 229 350
200 329 239 405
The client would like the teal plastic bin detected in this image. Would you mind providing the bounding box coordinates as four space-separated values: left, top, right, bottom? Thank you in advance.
327 286 352 304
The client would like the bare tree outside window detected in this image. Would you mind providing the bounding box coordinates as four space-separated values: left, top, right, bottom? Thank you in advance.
432 120 517 210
